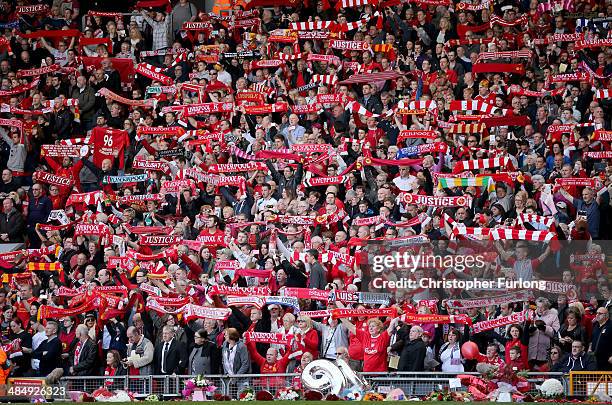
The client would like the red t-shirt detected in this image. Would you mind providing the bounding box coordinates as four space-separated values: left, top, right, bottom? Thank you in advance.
357 328 390 372
91 127 130 169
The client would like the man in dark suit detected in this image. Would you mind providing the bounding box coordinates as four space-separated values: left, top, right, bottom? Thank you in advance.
31 320 62 377
69 324 99 376
358 83 383 115
0 198 24 242
153 326 187 375
305 249 327 291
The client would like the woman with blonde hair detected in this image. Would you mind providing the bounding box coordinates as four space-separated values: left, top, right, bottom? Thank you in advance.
295 315 319 360
507 190 528 219
339 313 399 372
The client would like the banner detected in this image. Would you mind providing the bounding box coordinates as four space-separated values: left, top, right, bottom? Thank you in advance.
471 310 533 334
331 307 398 319
584 151 612 159
41 144 81 158
102 174 148 184
139 235 182 246
445 290 532 309
329 39 369 51
399 193 471 207
399 313 472 325
32 171 74 188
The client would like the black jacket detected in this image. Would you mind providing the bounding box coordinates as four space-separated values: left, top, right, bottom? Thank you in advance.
153 338 187 375
266 160 304 197
556 352 597 372
32 336 62 377
52 107 75 140
392 327 427 371
0 208 24 242
70 338 99 376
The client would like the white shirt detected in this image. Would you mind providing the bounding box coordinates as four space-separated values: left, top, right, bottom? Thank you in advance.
161 338 173 373
393 174 419 192
31 331 46 370
257 197 278 212
50 48 69 67
223 344 237 375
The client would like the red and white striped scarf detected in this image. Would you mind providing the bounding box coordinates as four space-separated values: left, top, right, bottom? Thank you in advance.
346 100 378 117
516 213 555 229
489 228 557 242
43 98 79 108
98 87 155 108
450 226 491 240
274 51 303 61
290 21 335 30
453 157 514 173
336 0 371 10
311 74 338 87
476 50 532 62
594 89 609 100
489 14 528 27
449 100 507 115
507 85 566 98
341 11 381 32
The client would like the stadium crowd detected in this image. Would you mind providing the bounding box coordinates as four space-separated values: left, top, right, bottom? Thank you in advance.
0 0 610 387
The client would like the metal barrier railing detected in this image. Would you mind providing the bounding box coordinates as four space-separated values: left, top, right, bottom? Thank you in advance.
569 371 612 396
57 372 570 400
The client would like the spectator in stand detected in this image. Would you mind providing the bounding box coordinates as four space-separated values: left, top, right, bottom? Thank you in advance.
125 326 154 376
68 324 99 376
590 308 612 371
153 325 187 375
558 340 597 372
31 320 62 378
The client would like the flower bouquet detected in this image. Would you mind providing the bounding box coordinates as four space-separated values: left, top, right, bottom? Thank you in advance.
275 387 301 401
363 392 385 401
304 391 324 401
239 388 255 401
213 393 231 401
424 389 453 401
341 388 364 401
384 388 406 401
255 390 274 401
538 379 564 399
91 388 134 402
182 375 217 400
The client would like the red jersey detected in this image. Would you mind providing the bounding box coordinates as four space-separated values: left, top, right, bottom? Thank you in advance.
475 93 496 106
44 156 83 197
91 127 130 169
357 328 390 372
348 320 367 361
